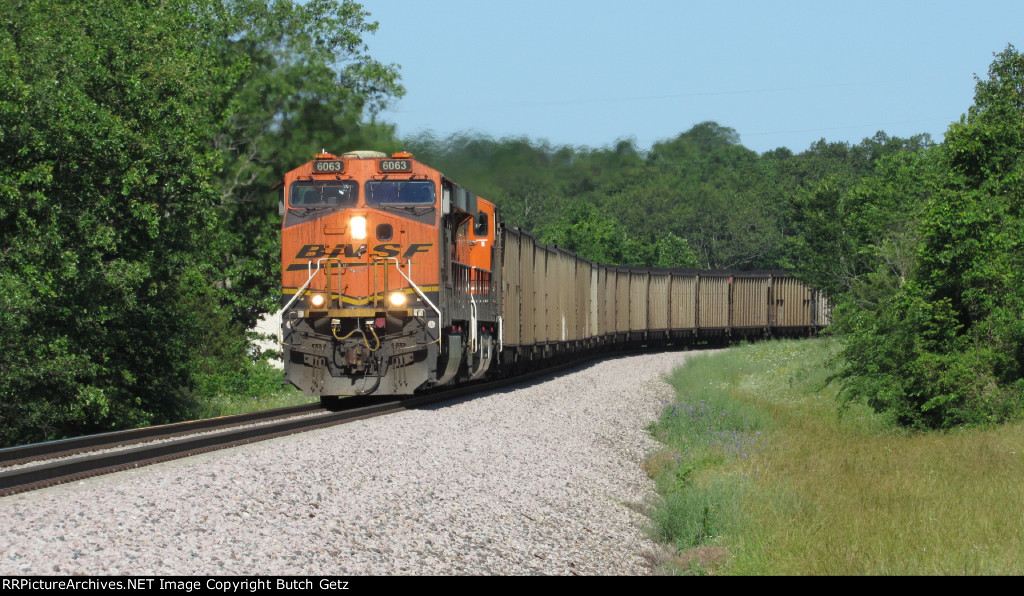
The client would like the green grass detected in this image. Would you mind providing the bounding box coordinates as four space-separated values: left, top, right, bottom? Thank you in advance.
644 338 1024 575
190 362 315 419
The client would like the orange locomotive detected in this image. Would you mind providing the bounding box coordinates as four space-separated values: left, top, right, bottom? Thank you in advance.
280 150 499 397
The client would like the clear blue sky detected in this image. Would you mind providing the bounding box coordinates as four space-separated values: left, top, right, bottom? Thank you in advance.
362 0 1024 154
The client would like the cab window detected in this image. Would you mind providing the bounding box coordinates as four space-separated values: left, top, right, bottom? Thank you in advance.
365 180 436 205
474 212 489 236
289 181 358 207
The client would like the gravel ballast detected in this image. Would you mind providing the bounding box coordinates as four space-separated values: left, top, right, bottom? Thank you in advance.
0 351 700 575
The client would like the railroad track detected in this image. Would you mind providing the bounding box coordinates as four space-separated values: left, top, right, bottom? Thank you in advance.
0 391 451 497
0 348 663 497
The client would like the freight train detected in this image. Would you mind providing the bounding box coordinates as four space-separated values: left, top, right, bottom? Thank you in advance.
279 150 830 398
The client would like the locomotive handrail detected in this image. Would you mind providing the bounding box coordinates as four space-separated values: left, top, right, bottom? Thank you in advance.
384 257 441 340
469 290 478 353
282 258 326 314
452 262 495 354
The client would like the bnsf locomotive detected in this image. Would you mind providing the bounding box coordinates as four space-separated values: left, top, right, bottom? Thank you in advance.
280 150 829 398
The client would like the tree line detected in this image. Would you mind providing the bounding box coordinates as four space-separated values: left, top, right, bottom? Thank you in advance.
2 0 1021 444
405 123 933 272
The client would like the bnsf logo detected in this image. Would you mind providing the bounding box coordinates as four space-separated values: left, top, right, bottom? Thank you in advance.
294 243 433 260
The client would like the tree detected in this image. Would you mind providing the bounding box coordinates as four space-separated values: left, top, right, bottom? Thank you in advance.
836 46 1024 428
0 0 243 442
606 122 780 269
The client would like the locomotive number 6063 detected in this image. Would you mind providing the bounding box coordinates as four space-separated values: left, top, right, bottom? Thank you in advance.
378 159 411 173
312 160 344 173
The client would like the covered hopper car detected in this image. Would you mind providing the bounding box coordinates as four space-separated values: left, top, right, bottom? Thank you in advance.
279 150 829 398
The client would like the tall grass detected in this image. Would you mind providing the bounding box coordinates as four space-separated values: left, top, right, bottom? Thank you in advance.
645 338 1024 575
190 362 314 419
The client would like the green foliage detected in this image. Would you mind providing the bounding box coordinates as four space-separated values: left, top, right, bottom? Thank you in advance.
409 123 797 270
535 201 699 267
0 0 239 442
408 123 939 274
787 149 936 297
834 46 1024 428
644 352 770 562
611 123 781 269
648 476 745 554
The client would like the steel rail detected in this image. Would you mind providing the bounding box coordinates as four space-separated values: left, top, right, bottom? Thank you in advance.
0 399 406 496
0 403 324 467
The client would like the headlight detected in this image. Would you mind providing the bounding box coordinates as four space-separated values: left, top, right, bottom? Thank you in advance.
350 215 367 240
310 293 326 308
388 291 407 307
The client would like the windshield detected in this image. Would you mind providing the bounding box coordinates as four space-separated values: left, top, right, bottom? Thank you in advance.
289 180 358 207
365 180 436 206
